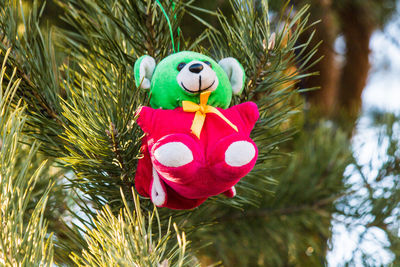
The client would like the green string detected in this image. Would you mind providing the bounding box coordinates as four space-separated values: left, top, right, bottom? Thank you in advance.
155 0 176 53
172 1 181 51
177 28 181 52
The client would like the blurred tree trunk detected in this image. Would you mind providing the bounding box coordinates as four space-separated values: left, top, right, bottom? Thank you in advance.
336 2 375 121
301 0 340 116
302 1 379 124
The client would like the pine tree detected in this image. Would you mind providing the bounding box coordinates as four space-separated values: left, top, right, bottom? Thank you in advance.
1 0 399 266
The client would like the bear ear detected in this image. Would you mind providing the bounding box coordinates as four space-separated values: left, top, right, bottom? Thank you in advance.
218 57 246 95
134 55 156 89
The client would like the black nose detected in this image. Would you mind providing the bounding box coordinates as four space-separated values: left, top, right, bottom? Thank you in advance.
189 63 203 74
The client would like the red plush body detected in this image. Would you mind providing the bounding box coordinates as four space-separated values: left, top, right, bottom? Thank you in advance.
135 102 259 209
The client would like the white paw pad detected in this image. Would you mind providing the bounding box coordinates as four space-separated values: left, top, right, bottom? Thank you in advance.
154 142 193 167
225 141 256 167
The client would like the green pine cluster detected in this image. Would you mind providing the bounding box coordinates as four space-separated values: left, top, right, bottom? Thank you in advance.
0 0 399 266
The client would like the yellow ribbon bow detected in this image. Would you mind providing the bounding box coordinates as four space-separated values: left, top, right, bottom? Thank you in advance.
182 91 238 139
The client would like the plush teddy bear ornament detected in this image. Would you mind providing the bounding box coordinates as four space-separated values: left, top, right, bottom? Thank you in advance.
134 51 259 209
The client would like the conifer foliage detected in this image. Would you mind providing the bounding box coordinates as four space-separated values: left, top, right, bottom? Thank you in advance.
0 49 54 266
4 0 395 266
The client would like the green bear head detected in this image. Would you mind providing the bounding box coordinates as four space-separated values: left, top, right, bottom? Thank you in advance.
134 51 245 109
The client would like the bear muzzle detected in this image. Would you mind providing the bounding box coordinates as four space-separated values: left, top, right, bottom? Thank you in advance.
177 60 219 93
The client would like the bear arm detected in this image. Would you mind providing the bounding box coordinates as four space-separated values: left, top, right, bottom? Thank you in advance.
136 106 154 133
235 102 260 129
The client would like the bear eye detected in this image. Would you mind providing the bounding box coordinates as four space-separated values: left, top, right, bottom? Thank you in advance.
204 61 212 68
177 62 186 71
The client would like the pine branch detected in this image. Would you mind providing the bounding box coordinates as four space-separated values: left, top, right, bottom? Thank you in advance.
0 0 66 155
70 189 198 267
20 70 62 124
0 51 54 266
105 122 127 175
